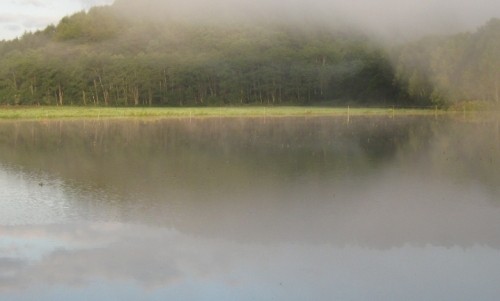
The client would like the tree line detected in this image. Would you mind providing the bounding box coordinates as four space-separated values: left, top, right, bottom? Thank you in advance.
0 4 498 107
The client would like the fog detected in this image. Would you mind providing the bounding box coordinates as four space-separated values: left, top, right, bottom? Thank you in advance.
1 0 498 41
114 0 500 39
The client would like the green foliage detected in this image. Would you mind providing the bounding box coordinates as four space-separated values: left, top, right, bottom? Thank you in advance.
55 7 123 42
0 3 497 107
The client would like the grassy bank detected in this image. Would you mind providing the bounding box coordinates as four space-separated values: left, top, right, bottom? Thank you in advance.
0 106 444 120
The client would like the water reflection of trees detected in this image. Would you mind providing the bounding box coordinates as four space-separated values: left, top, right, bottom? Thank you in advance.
0 116 497 199
0 116 499 247
0 117 425 191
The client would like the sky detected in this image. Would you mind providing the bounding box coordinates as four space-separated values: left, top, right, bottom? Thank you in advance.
0 0 113 40
1 0 500 41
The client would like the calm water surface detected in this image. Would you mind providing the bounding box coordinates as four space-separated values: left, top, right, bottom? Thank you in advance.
0 116 499 300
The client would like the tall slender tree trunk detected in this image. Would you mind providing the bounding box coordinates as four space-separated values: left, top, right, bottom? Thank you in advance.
93 79 100 105
133 86 139 106
31 77 39 106
57 84 64 106
82 90 87 106
98 75 108 106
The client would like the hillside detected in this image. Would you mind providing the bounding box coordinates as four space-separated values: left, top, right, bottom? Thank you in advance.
0 2 498 107
394 18 500 105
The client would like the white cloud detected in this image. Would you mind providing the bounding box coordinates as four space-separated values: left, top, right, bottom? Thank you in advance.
0 0 113 40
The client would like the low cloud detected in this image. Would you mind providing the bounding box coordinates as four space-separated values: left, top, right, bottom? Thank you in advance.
1 0 499 40
115 0 500 40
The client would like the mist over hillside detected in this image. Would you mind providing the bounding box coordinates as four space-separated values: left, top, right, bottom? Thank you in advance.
2 0 499 41
112 0 500 40
0 1 498 107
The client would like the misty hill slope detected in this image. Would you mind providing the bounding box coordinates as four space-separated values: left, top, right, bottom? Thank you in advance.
111 0 348 28
0 5 403 106
394 18 500 104
0 4 498 106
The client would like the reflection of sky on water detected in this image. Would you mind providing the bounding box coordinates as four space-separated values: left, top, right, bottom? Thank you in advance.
2 160 499 247
0 165 70 225
1 223 500 301
1 117 499 300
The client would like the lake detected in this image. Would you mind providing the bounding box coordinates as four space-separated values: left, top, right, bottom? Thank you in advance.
1 115 499 300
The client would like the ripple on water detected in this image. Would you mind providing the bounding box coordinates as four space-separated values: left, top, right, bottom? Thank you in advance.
0 165 75 225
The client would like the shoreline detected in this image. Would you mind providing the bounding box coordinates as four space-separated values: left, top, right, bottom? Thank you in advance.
0 106 450 120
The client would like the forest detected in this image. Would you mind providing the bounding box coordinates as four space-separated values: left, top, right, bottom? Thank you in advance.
0 1 498 107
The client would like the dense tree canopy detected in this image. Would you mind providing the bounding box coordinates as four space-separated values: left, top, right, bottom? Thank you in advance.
0 3 498 107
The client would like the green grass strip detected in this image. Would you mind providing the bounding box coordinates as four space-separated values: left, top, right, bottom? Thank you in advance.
0 106 445 120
